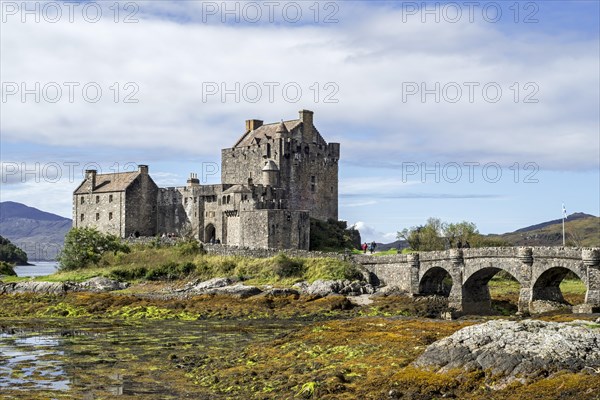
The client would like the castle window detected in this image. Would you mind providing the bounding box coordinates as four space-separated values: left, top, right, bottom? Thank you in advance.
194 197 197 203
95 213 100 221
96 195 100 204
109 212 113 220
109 194 113 203
311 176 316 193
227 195 231 204
80 197 84 204
184 197 188 205
80 213 84 221
266 143 271 158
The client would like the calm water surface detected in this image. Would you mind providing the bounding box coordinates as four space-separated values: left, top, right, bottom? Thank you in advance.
13 261 59 277
0 319 303 399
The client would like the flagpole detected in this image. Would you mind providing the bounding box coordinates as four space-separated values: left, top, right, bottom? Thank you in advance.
562 202 566 246
562 215 565 246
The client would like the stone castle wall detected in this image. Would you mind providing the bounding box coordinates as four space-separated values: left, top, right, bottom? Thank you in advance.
73 191 125 237
124 174 158 237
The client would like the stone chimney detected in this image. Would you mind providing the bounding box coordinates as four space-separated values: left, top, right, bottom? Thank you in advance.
299 109 314 143
138 165 149 175
187 172 200 186
245 119 263 132
85 169 96 191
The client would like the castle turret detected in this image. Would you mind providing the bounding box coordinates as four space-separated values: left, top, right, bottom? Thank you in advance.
262 160 279 187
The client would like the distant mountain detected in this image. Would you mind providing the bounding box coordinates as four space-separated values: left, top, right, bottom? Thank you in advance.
0 202 71 261
375 240 409 251
487 213 599 247
514 212 595 233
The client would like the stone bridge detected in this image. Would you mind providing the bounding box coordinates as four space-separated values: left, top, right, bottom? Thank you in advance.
354 247 600 314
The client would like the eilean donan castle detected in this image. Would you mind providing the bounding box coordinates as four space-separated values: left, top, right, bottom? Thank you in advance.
73 110 340 249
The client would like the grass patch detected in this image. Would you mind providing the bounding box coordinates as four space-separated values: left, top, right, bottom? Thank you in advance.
30 245 360 287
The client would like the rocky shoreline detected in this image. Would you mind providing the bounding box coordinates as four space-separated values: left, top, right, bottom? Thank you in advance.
414 319 600 389
0 276 377 299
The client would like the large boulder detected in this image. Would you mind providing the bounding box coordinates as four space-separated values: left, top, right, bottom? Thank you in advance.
0 281 74 295
414 319 600 385
0 277 129 295
76 277 129 292
293 280 375 297
204 284 262 298
191 277 232 291
260 287 300 297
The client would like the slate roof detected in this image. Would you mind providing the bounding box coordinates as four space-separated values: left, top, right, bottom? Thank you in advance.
222 184 253 194
234 119 301 147
74 171 140 194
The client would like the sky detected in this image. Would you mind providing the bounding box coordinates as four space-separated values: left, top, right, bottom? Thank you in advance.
1 0 599 243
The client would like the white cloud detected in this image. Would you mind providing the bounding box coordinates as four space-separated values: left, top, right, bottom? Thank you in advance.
1 2 597 170
353 221 397 244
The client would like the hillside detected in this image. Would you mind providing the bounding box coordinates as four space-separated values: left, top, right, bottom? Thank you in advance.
0 202 71 261
514 212 595 233
488 213 599 247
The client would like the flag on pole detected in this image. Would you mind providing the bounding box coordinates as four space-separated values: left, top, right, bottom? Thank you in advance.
562 203 567 219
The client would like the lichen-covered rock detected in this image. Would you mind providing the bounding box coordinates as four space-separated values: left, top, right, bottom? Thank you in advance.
204 284 262 298
189 277 232 291
260 288 300 297
529 299 571 314
414 319 600 385
293 280 375 297
0 281 74 295
0 278 129 294
77 277 129 292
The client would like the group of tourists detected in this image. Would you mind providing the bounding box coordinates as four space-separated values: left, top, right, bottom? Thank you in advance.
161 232 178 238
361 241 377 254
456 240 471 249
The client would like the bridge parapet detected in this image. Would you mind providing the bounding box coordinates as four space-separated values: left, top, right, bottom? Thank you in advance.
351 254 408 265
461 247 519 259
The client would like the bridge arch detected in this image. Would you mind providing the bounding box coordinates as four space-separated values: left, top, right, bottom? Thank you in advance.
530 262 588 309
418 266 453 296
461 266 523 315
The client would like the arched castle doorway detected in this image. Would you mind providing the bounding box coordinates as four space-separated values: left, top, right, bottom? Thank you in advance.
205 224 216 243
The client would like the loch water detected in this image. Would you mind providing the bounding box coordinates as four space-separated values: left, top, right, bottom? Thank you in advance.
0 319 301 399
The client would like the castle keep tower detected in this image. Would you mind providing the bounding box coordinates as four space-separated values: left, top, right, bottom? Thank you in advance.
222 109 339 221
73 110 340 250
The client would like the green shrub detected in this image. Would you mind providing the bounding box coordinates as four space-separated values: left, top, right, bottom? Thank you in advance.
0 235 28 265
272 253 305 278
58 227 130 271
109 266 148 281
145 262 196 281
310 218 361 251
176 240 202 256
0 261 17 276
